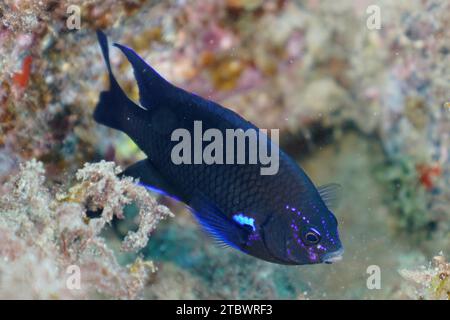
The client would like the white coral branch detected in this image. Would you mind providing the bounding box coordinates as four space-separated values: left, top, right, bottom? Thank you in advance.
0 159 174 299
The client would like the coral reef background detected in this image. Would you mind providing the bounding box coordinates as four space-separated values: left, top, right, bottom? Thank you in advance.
0 0 448 299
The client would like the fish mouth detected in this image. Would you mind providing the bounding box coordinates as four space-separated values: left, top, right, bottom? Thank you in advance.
322 247 344 264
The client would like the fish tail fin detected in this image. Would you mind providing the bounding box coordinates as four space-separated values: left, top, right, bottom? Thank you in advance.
94 30 144 132
94 90 124 131
113 42 175 108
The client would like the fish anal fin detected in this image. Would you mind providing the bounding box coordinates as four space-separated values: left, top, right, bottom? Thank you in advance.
318 183 343 210
120 159 184 202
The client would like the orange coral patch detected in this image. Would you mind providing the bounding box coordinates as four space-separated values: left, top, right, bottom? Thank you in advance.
12 55 33 88
416 164 442 190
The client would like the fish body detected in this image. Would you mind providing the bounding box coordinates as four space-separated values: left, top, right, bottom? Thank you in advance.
94 31 343 265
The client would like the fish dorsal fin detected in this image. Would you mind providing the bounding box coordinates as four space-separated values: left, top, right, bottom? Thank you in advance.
189 192 251 250
120 159 186 202
317 183 342 210
113 43 174 109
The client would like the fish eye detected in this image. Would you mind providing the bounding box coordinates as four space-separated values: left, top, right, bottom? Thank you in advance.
304 228 321 245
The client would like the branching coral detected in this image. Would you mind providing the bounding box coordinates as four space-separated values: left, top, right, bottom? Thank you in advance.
399 254 450 300
0 159 173 299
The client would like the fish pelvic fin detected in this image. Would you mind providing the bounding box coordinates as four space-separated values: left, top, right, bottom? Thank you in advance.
189 192 251 251
113 43 176 109
120 159 186 202
94 30 147 132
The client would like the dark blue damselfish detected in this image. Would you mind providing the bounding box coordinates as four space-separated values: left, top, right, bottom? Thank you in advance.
94 31 343 265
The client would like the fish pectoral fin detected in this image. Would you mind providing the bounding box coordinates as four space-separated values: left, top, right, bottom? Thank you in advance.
189 192 251 250
318 183 343 210
120 159 185 202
